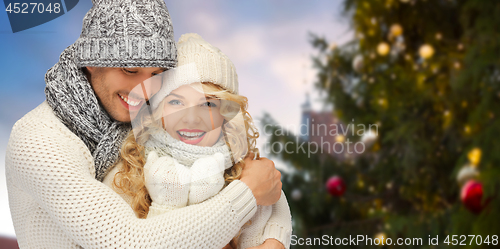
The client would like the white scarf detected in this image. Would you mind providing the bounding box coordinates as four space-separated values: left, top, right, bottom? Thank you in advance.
144 129 234 170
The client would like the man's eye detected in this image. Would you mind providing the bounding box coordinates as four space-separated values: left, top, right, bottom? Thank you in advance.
152 70 167 76
123 68 138 74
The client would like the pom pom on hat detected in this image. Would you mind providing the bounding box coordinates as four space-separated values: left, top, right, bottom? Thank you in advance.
178 33 203 44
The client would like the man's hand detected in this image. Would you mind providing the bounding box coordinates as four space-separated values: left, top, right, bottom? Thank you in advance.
240 152 282 206
221 243 234 249
247 239 286 249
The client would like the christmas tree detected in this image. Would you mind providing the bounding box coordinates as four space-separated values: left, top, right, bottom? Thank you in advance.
264 0 500 248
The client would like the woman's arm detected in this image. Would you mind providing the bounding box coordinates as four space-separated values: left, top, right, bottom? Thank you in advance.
6 117 257 248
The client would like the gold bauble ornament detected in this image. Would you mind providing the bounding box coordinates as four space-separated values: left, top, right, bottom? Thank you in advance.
378 98 388 108
390 24 403 37
377 42 390 56
443 110 452 128
335 135 345 143
468 148 482 166
386 182 393 189
374 233 387 245
419 44 435 59
357 179 365 189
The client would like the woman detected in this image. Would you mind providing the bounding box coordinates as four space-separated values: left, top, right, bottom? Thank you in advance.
104 34 292 249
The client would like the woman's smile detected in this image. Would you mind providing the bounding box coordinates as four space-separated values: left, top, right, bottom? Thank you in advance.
177 129 207 145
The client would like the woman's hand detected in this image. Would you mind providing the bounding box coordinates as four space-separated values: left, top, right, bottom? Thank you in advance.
144 151 191 207
247 239 285 249
188 153 226 205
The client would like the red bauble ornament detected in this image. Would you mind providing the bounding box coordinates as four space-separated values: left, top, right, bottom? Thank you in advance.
326 176 346 197
460 180 484 214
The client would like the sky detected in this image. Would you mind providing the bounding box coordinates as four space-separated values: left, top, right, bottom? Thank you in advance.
0 0 352 237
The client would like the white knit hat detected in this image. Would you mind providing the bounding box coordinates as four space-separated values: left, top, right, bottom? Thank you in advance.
151 33 238 110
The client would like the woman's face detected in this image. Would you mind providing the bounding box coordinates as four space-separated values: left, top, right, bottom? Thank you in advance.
162 84 224 147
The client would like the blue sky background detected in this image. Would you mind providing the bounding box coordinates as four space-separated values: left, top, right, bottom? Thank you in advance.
0 0 352 237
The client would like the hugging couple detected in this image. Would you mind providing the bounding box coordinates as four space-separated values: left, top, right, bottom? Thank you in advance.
5 0 291 248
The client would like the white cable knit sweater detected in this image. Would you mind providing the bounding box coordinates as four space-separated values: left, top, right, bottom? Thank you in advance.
105 158 292 249
5 101 264 249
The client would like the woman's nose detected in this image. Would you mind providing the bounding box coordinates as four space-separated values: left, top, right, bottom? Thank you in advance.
181 106 202 124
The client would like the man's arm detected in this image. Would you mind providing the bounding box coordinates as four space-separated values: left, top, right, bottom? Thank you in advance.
238 190 293 249
6 117 260 248
260 190 293 249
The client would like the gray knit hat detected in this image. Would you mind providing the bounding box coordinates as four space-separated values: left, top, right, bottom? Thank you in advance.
74 0 177 68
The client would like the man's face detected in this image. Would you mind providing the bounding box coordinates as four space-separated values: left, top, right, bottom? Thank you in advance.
86 67 165 122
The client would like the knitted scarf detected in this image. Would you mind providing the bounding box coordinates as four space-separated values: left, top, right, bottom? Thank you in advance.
45 44 131 182
144 130 234 170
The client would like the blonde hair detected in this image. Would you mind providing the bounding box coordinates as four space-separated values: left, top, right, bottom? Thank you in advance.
113 82 259 218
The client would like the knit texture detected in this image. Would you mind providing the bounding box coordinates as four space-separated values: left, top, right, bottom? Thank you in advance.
74 0 177 68
134 129 292 248
45 44 131 182
238 191 293 249
105 153 293 249
151 33 238 110
143 151 226 212
6 102 258 248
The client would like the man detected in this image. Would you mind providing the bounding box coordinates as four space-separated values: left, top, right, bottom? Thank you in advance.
5 0 284 248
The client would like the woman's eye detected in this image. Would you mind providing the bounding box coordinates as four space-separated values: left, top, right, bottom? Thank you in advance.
202 101 217 108
168 99 182 105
